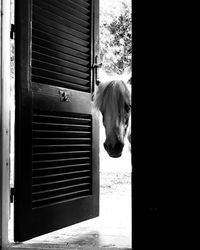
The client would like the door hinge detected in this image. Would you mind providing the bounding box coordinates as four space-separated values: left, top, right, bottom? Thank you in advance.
10 187 15 203
10 24 15 39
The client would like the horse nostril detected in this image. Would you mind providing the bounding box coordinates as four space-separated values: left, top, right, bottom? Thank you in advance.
115 141 124 152
104 142 109 152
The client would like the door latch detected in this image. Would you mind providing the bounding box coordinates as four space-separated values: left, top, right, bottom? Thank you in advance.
92 56 102 89
92 62 102 69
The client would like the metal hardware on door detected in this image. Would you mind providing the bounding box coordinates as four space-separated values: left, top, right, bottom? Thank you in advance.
59 90 72 102
93 56 102 85
92 62 102 68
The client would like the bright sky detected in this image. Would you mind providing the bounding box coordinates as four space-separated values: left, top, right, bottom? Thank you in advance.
100 0 131 25
100 0 121 14
100 0 131 14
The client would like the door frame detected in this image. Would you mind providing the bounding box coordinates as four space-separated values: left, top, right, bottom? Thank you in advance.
1 0 11 249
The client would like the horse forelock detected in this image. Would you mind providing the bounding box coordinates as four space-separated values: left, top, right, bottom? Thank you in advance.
94 80 131 124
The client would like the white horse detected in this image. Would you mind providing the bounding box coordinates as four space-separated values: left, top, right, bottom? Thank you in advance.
94 78 131 158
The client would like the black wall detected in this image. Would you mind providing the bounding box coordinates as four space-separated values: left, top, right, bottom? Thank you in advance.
132 1 195 249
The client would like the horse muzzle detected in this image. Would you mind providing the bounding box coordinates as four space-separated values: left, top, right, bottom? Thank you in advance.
104 140 124 158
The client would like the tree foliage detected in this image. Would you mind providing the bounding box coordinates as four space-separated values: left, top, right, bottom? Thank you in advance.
100 0 132 75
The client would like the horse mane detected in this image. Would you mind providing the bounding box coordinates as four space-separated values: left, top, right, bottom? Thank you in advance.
93 79 131 121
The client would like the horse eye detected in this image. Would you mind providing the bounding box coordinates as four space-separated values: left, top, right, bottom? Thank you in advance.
125 118 129 126
124 103 131 113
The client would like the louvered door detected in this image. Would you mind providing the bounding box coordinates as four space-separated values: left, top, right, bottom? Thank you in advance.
14 0 99 242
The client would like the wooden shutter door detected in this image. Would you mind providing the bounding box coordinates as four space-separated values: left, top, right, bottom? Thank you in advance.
14 0 99 242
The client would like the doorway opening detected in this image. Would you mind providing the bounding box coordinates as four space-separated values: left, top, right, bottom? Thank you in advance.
8 0 132 249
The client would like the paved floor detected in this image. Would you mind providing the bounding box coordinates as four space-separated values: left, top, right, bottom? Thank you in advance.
9 152 132 250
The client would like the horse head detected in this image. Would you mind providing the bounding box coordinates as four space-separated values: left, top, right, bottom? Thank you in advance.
94 79 131 158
